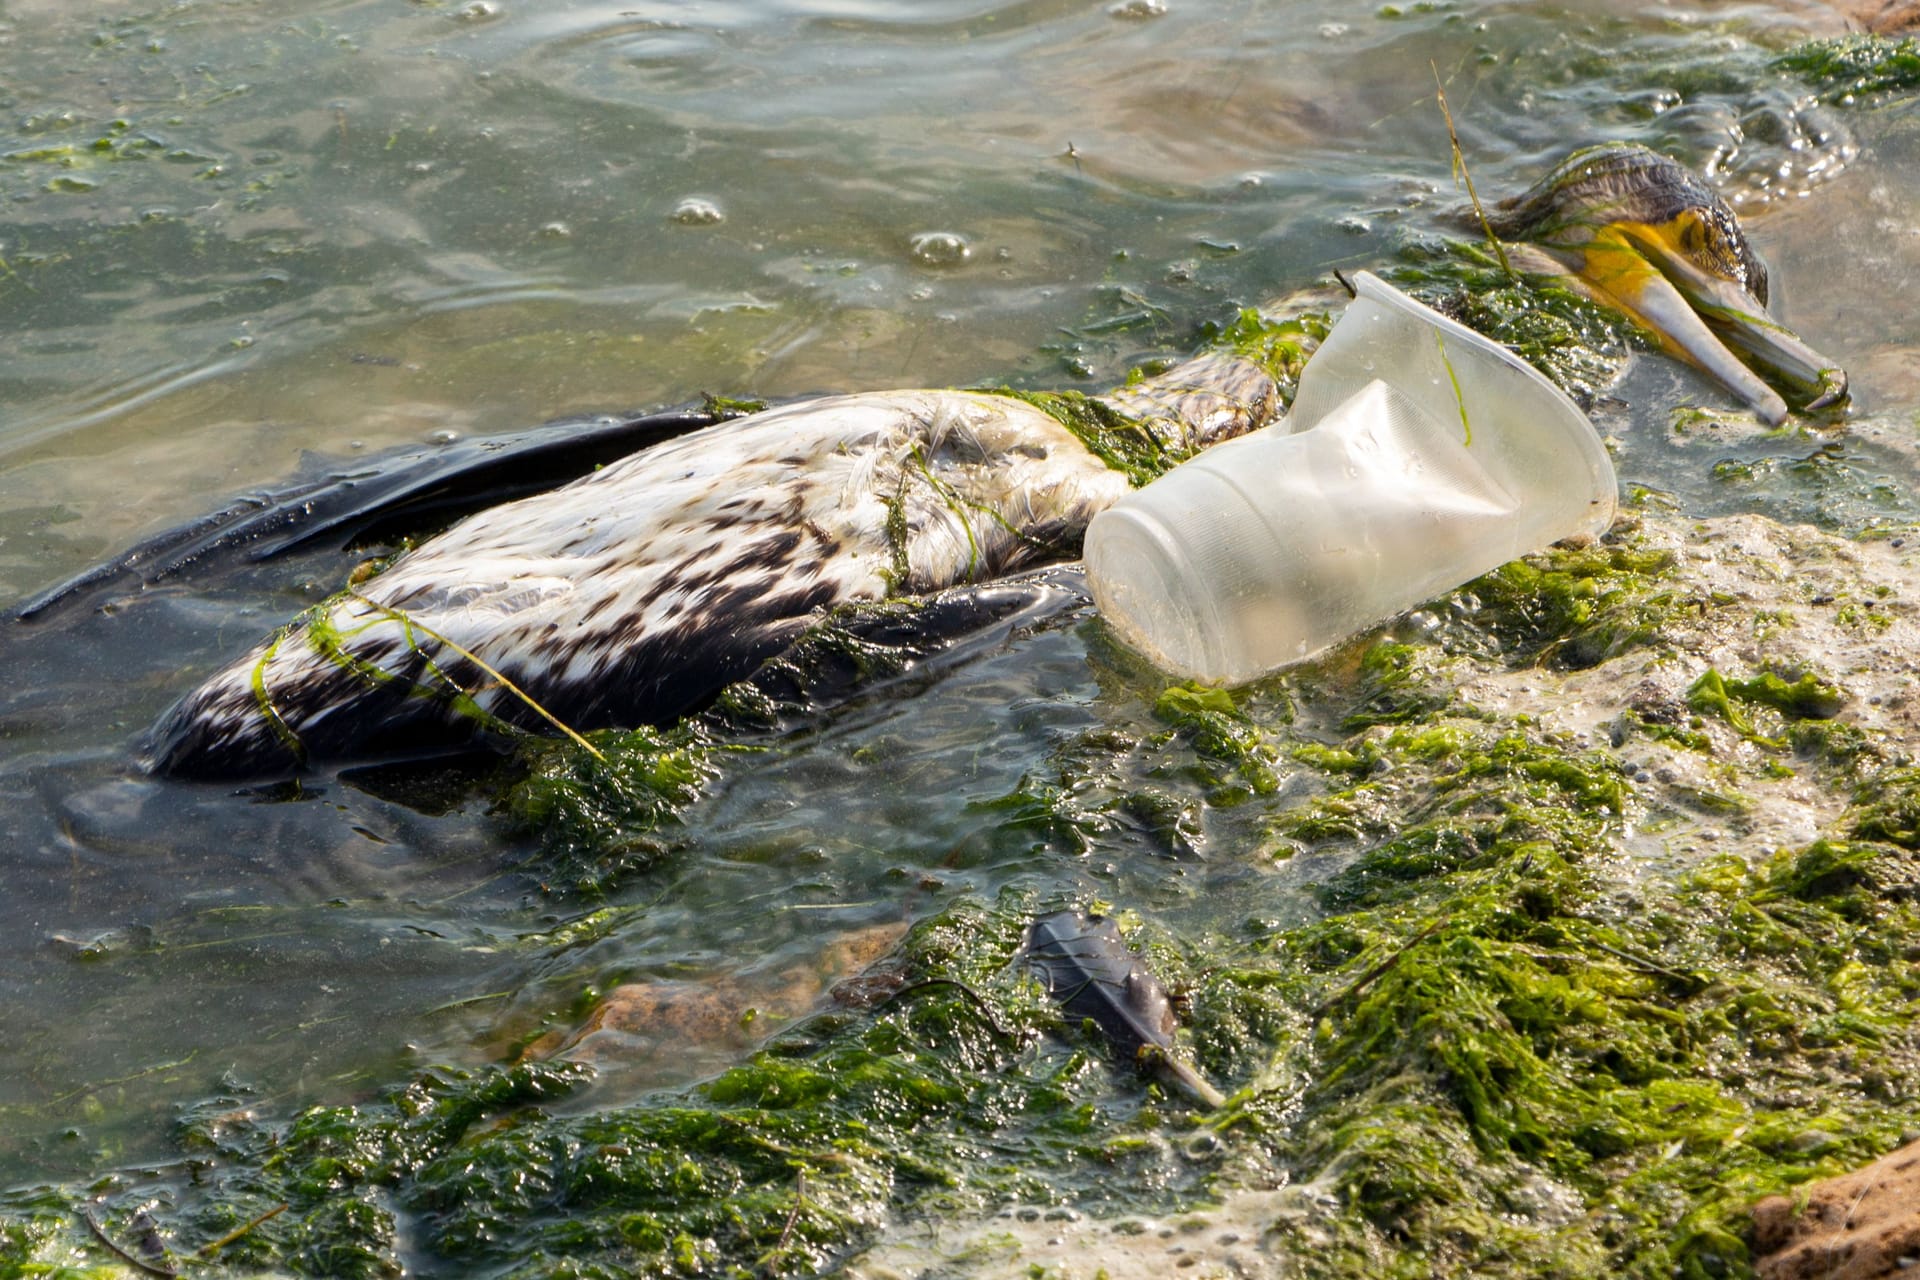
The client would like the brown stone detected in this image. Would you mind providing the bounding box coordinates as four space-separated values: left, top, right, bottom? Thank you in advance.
1823 0 1920 33
1752 1139 1920 1280
524 920 910 1064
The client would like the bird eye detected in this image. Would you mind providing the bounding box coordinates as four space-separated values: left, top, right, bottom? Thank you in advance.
1676 210 1710 256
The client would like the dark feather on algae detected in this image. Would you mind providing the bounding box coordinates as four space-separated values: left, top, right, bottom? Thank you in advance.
1026 910 1226 1109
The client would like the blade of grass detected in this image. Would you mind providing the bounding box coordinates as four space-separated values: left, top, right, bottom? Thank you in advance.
1434 62 1514 280
347 590 606 763
197 1203 289 1258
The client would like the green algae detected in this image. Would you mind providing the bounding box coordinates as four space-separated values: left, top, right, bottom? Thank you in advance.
998 307 1316 489
39 897 1218 1279
1848 766 1920 850
23 589 1920 1277
1342 639 1455 730
698 393 769 419
996 387 1201 488
965 681 1292 863
1455 538 1683 669
1218 730 1920 1279
706 587 1065 738
1687 669 1785 748
245 590 557 769
1789 717 1883 775
0 1204 124 1280
1709 441 1920 539
1775 35 1920 102
1380 254 1647 404
1688 667 1849 751
970 772 1101 857
1197 306 1325 392
505 723 730 896
1151 683 1282 798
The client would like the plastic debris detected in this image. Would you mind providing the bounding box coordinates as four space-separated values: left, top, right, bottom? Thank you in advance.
1085 271 1617 682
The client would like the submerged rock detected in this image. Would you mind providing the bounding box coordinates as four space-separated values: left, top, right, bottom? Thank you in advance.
1827 1 1920 34
521 921 908 1066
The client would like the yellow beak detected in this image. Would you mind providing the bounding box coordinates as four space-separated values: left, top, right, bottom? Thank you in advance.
1573 219 1848 426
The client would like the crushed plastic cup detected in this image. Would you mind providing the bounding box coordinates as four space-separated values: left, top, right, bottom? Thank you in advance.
1084 271 1617 684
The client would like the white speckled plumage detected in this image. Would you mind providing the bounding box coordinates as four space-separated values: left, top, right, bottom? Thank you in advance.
149 353 1281 777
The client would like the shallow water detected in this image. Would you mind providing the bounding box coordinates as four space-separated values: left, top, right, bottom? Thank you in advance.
1 0 1917 1188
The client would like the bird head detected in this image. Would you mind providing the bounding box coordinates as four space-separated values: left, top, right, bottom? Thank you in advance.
1490 143 1847 425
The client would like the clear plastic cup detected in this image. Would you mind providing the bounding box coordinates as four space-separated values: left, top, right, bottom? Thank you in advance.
1084 271 1617 683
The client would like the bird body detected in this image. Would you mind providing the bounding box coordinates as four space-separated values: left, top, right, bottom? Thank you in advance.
150 355 1281 777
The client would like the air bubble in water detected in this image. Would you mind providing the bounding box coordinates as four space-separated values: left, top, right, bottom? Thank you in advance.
908 231 970 267
670 197 725 226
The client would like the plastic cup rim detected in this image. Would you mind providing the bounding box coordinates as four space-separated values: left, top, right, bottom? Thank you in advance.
1344 270 1618 527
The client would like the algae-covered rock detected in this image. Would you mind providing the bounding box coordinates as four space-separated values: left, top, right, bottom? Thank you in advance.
848 510 1920 1279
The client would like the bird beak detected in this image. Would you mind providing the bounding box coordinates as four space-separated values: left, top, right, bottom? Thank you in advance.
1573 222 1848 427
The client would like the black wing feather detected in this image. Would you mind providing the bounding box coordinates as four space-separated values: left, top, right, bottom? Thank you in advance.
16 403 731 620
